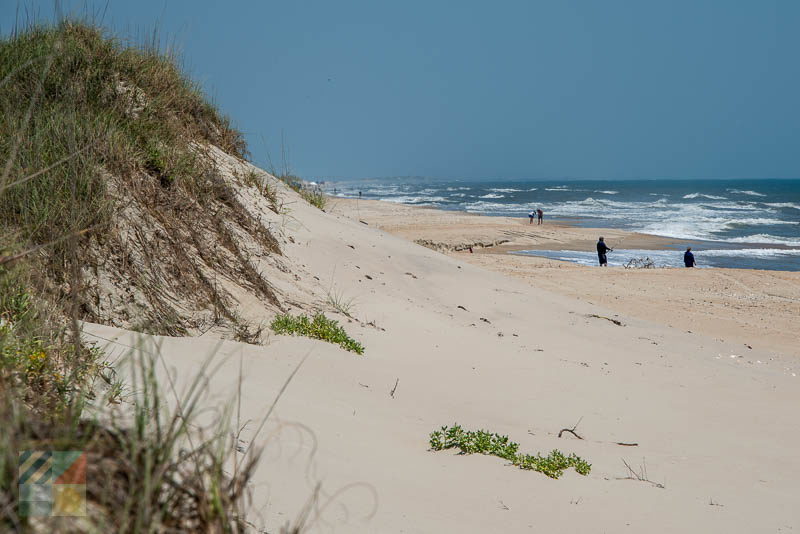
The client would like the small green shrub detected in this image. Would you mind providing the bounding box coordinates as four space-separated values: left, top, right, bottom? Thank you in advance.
429 424 591 479
270 312 364 354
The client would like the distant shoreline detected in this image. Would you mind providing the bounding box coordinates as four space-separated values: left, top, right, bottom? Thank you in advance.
330 195 800 252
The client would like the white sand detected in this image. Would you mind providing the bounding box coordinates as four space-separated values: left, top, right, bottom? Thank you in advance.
84 171 800 532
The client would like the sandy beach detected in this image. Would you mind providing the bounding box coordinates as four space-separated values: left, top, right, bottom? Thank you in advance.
82 175 800 532
332 197 800 359
7 12 799 533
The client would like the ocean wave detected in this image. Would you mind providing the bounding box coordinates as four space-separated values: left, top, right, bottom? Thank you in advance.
380 195 447 204
728 189 766 197
479 193 505 199
683 193 727 200
594 190 619 195
639 216 797 242
464 201 528 213
364 187 400 195
700 248 800 257
765 202 800 210
488 188 522 193
721 235 800 246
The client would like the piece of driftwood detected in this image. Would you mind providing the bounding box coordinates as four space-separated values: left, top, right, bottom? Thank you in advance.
587 314 624 326
558 417 584 439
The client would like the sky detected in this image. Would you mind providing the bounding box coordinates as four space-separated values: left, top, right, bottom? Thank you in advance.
2 1 799 180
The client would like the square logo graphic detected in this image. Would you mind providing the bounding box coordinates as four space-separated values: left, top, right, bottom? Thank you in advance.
19 451 87 517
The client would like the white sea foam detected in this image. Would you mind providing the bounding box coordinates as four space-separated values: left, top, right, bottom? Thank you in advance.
488 188 523 193
365 187 400 195
464 201 528 213
721 235 800 246
595 190 619 195
513 247 800 268
701 248 800 257
765 202 800 210
380 195 447 204
479 193 505 199
683 193 727 200
728 189 766 197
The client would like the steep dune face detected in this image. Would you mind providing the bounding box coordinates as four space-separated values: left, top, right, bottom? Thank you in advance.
72 143 334 339
79 147 285 336
85 163 800 532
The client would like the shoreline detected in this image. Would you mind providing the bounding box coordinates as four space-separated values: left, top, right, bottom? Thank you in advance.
332 196 800 358
329 197 800 256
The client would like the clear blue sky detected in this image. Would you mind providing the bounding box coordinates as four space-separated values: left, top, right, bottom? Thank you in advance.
3 1 799 180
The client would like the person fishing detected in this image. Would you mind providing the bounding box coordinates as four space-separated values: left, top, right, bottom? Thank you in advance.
597 237 613 266
684 247 696 267
536 208 544 225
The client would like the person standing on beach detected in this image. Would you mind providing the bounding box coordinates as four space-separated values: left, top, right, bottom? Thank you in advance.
684 247 696 267
537 208 543 225
597 237 612 266
528 211 535 224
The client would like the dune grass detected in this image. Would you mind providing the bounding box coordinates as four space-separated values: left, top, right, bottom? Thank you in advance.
270 312 364 354
278 174 327 210
0 20 247 256
0 19 269 531
429 424 591 479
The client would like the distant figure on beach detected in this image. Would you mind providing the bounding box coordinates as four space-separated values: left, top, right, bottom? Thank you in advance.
597 237 613 266
684 247 696 267
528 211 535 224
537 208 543 225
358 190 362 198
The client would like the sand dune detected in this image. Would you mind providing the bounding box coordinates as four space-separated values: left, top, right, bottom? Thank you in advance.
85 179 800 532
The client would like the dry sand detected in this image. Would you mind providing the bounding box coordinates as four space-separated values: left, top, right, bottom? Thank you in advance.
332 197 800 359
84 177 800 533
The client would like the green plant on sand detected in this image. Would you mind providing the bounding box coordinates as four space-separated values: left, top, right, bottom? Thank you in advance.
270 312 364 354
278 174 327 210
429 424 591 479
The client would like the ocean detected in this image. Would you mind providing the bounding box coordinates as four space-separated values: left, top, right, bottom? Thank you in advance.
324 178 800 271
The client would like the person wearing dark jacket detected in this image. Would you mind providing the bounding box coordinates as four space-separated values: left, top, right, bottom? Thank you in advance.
684 247 696 267
597 237 612 266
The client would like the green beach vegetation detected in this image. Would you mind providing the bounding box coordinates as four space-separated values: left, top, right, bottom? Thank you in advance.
270 312 365 354
429 424 591 479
